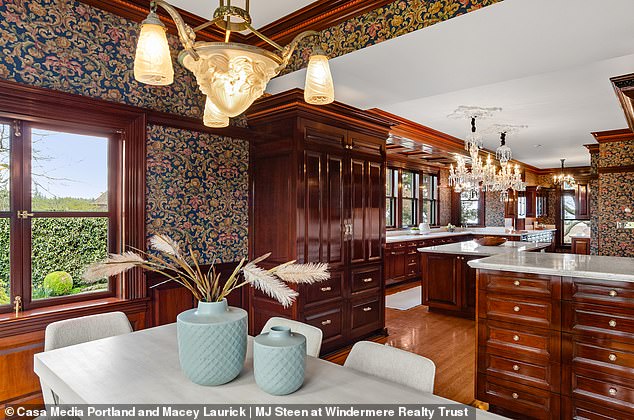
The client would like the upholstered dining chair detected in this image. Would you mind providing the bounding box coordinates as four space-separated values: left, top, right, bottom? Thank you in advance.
261 317 323 357
344 341 436 393
41 312 133 405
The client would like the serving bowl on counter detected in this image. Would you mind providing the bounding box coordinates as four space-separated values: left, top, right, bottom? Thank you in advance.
474 236 507 246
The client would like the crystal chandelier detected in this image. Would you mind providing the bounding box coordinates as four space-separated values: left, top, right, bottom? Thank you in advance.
552 158 576 187
495 132 512 165
133 0 335 127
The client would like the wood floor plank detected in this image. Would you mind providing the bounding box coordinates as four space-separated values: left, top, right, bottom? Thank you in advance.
325 283 476 405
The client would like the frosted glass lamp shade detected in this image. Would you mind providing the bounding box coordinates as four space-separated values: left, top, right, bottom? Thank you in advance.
134 19 174 86
203 98 229 128
304 53 334 105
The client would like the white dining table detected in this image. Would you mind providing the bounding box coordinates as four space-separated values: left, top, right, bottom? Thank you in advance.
34 323 504 417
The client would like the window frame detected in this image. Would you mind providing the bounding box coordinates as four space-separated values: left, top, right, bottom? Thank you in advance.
386 166 439 229
386 168 397 229
1 118 121 312
454 189 486 227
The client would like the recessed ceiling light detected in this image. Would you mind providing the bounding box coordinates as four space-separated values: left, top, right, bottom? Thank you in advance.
534 144 543 148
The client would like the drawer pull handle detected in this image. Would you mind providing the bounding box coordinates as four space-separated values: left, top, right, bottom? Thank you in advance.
609 320 617 328
512 364 520 371
511 392 519 399
363 307 372 312
609 387 618 396
513 280 520 286
321 319 332 326
513 335 520 342
362 278 373 283
609 290 618 297
513 306 520 312
609 353 617 362
320 286 332 292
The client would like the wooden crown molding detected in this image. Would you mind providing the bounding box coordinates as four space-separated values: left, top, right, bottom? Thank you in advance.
584 143 600 153
591 128 634 143
611 73 634 133
79 0 242 42
247 0 394 49
80 0 391 49
368 108 542 173
247 89 394 137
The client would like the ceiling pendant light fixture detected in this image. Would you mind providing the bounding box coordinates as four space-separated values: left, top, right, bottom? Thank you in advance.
133 0 335 127
495 132 512 165
553 158 576 187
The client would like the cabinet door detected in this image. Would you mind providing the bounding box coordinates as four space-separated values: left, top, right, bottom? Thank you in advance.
463 256 478 316
348 157 384 265
525 187 537 218
575 183 590 220
304 150 345 270
422 253 461 311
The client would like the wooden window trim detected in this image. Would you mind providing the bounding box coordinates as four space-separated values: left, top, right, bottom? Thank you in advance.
387 167 439 229
0 80 147 318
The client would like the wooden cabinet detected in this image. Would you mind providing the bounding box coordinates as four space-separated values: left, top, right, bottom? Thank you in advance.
526 186 537 218
575 183 591 220
477 271 634 419
247 90 391 354
420 252 478 318
384 235 470 287
571 236 590 255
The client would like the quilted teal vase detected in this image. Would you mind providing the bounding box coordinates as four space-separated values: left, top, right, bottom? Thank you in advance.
176 299 247 386
253 326 306 395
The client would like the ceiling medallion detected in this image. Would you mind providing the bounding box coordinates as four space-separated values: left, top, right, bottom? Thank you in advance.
133 0 335 127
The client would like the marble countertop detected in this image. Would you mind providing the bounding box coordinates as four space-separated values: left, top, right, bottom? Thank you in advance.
468 252 634 282
570 234 591 238
386 227 557 243
418 241 551 256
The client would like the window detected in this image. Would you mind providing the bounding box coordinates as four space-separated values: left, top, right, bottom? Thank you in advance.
561 182 588 245
401 170 419 227
421 174 438 224
0 119 119 311
386 168 397 228
385 167 438 228
460 190 481 226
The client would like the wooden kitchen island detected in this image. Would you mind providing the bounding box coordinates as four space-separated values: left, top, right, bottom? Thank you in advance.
469 252 634 419
418 241 551 318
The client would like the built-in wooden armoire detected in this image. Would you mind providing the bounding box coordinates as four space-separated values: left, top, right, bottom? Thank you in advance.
246 89 392 354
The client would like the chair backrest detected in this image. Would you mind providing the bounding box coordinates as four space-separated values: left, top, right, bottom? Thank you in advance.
41 312 132 405
261 317 323 357
44 311 133 351
344 341 436 393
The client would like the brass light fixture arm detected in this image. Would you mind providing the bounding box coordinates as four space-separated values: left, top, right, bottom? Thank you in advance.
151 0 199 60
276 30 321 72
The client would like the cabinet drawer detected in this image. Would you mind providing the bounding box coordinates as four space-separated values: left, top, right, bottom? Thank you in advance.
304 305 343 341
566 278 634 308
351 266 381 294
477 374 559 420
350 297 381 337
481 294 557 329
406 255 418 265
569 339 634 381
479 321 560 363
563 396 632 420
305 271 343 305
572 373 634 415
481 271 557 299
479 351 559 392
565 303 634 342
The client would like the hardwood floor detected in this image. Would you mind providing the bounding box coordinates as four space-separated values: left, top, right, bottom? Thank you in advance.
325 282 476 405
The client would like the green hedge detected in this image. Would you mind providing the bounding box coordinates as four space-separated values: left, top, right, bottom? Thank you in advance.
0 217 108 304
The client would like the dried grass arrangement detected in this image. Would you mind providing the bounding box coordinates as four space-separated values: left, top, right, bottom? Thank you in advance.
83 234 330 308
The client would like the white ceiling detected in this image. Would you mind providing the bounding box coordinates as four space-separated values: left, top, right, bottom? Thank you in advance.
167 0 315 29
267 0 634 168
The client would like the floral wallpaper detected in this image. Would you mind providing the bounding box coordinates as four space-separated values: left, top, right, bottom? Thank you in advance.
0 0 250 262
439 168 452 225
589 150 599 255
0 0 207 118
284 0 503 74
595 141 634 257
146 125 249 263
485 191 505 227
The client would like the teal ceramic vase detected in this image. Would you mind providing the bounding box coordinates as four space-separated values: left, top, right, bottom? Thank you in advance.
253 325 306 395
176 299 247 386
